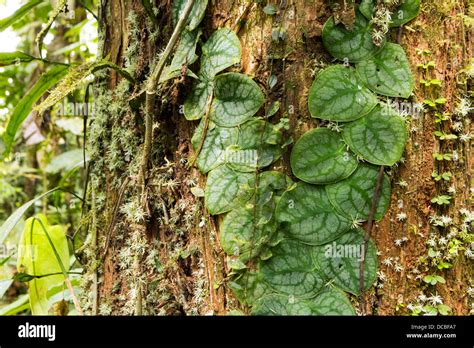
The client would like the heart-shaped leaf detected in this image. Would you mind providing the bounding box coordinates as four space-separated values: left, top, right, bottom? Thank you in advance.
183 79 213 120
356 43 414 98
227 119 283 172
315 229 378 295
260 239 325 298
205 165 255 215
191 120 238 173
308 65 378 122
199 28 241 79
220 199 277 263
275 183 352 245
322 11 381 63
172 0 208 31
342 104 407 166
229 272 270 306
161 29 201 83
210 73 265 127
360 0 420 27
220 171 291 263
326 163 391 221
290 128 359 185
251 287 355 315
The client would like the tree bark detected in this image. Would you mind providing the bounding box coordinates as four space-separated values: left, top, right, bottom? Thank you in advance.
82 0 473 315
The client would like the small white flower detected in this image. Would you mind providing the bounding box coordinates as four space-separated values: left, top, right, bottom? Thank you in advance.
438 237 448 245
428 294 443 305
351 217 364 229
398 180 408 187
397 213 408 221
377 282 384 289
452 150 459 161
439 215 453 226
452 121 463 131
418 294 427 302
407 303 415 311
327 122 342 132
394 239 403 246
376 250 382 256
455 98 473 117
467 287 474 297
460 133 472 142
383 257 393 266
377 271 387 281
395 264 403 272
402 236 408 242
427 238 437 247
465 249 474 258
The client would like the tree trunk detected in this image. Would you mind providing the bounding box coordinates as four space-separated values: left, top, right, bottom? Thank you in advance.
81 0 473 315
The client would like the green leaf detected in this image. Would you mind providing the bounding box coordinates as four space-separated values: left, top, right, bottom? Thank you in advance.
290 128 359 185
45 149 89 174
227 119 284 172
3 65 68 155
172 29 201 69
252 287 355 315
322 11 381 63
219 171 291 263
0 0 44 32
17 214 69 314
437 304 451 316
172 0 208 31
0 294 29 316
191 120 239 173
356 43 414 98
0 188 59 246
183 79 213 120
263 4 277 15
260 239 325 298
210 73 265 127
360 0 421 27
326 163 391 221
199 28 241 79
315 229 378 295
308 65 378 122
0 51 36 67
342 104 407 166
160 29 201 83
205 165 255 215
229 272 269 306
275 183 352 245
220 201 277 263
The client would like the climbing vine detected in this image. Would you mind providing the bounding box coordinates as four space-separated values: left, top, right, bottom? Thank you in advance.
165 0 422 315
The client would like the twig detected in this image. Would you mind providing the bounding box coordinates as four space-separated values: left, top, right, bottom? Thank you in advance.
138 0 196 194
359 165 385 315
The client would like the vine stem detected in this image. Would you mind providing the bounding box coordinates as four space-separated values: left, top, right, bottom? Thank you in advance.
359 165 385 315
138 0 196 194
134 0 196 316
188 93 213 168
